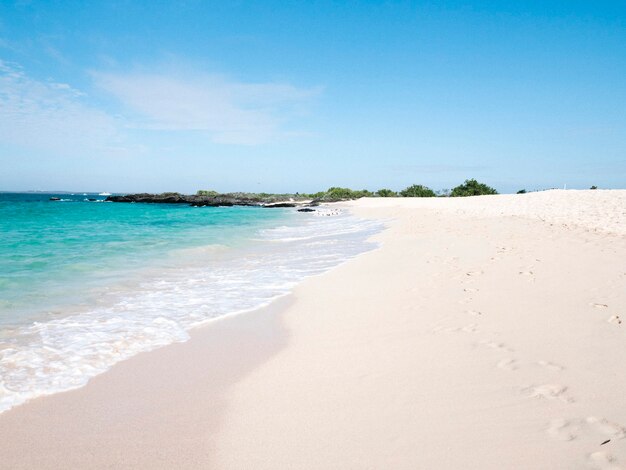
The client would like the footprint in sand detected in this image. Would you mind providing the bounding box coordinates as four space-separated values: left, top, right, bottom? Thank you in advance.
607 315 622 325
517 267 536 282
586 417 626 440
480 341 514 353
460 324 478 333
547 418 578 441
464 287 479 293
466 270 483 277
465 309 482 317
587 451 623 470
526 384 574 403
537 360 565 371
434 323 478 334
497 358 519 371
546 416 626 443
592 303 609 309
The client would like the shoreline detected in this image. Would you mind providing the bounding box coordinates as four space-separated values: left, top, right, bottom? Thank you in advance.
1 190 625 468
0 203 381 415
0 295 294 469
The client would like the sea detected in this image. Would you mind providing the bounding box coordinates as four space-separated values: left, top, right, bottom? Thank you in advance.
0 192 383 413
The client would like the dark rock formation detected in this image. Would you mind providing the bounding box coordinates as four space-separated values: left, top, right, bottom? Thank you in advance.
189 198 236 207
106 193 317 208
106 193 186 204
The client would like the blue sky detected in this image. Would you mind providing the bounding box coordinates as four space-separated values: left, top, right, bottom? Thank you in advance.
1 1 624 193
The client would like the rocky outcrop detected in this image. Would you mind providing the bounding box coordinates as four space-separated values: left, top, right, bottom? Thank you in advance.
105 193 317 208
106 193 187 204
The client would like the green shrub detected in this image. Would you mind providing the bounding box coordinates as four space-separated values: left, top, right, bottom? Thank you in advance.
517 189 527 194
450 179 498 197
590 185 598 190
376 188 397 197
321 187 373 200
399 184 436 197
304 191 327 199
196 190 219 197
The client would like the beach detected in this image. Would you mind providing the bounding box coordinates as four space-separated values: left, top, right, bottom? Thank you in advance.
1 189 625 469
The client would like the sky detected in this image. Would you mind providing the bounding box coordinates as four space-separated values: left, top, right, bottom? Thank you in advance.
0 1 624 194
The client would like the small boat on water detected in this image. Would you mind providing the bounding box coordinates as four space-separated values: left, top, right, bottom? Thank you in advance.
49 197 61 201
98 192 112 196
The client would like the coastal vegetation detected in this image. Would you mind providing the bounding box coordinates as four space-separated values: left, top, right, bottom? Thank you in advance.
314 187 374 201
375 189 398 197
111 179 501 207
107 180 606 207
450 179 498 197
196 190 219 197
192 184 441 201
399 184 436 198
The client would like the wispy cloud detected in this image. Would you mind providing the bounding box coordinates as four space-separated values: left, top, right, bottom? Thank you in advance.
0 60 118 154
92 71 321 145
0 60 321 162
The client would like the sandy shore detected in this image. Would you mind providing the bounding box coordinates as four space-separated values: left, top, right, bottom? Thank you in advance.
1 190 625 469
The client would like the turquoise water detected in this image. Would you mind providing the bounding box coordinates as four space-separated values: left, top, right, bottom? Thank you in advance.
0 192 383 412
0 193 288 326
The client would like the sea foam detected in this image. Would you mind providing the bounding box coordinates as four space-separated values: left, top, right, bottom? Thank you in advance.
0 210 383 413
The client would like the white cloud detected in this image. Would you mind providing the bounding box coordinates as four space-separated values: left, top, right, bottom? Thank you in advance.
0 60 118 155
92 71 320 145
0 60 320 160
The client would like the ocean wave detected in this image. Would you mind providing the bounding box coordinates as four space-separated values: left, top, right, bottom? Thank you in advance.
0 211 384 413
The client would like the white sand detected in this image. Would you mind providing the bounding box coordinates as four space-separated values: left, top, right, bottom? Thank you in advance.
1 189 625 469
213 190 626 469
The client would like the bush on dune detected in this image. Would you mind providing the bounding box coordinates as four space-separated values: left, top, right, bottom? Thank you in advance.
376 188 398 197
318 187 374 201
450 179 498 197
399 184 436 197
